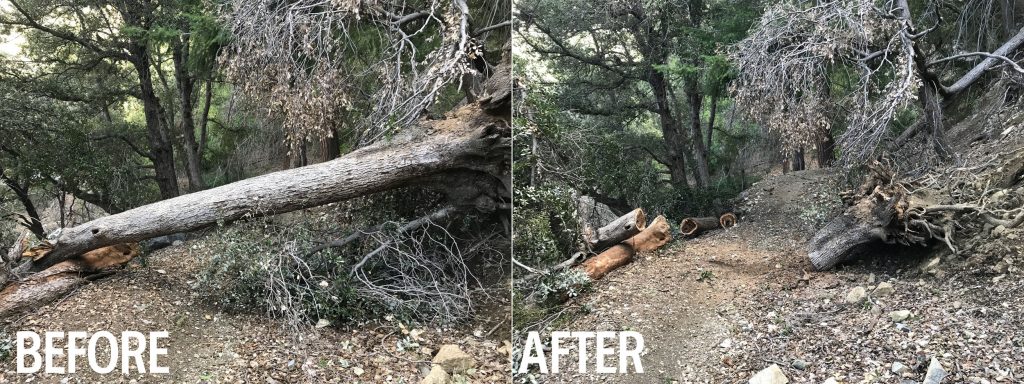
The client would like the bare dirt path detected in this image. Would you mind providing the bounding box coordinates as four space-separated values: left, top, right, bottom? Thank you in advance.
0 236 510 383
549 169 1023 383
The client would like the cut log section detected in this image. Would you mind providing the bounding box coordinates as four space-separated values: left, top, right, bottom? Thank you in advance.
0 243 139 318
585 208 646 252
719 212 737 228
679 217 721 237
579 215 671 280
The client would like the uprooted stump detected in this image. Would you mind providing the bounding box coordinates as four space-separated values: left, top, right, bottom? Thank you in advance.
808 158 1024 270
579 215 671 280
0 243 139 318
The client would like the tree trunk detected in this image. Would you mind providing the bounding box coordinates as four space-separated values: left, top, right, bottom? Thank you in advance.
679 216 721 237
172 37 205 192
816 131 835 168
320 127 341 162
578 215 671 280
198 78 213 158
27 72 511 272
131 49 180 199
686 83 711 187
706 90 718 154
648 70 690 189
719 212 737 228
0 171 45 239
793 147 806 171
585 208 646 252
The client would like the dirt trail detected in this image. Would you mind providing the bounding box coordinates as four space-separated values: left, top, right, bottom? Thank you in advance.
551 167 1024 383
550 170 829 383
0 237 510 383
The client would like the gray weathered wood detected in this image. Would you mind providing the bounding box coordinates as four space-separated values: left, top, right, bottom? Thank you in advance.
587 208 646 252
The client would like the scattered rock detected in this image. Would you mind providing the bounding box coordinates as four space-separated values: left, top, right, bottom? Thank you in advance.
873 282 895 296
920 257 941 273
846 286 867 304
351 366 365 376
892 361 909 374
992 225 1007 237
432 344 476 374
748 364 788 384
822 379 838 384
420 365 450 384
315 319 331 329
953 301 962 310
719 338 733 349
867 273 876 284
923 357 948 384
790 359 808 370
890 310 911 322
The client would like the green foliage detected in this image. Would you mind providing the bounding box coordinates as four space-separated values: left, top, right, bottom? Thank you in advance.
512 185 578 267
197 218 378 324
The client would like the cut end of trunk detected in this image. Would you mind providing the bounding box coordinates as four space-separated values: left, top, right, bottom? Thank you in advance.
679 216 721 237
719 213 737 228
632 208 648 232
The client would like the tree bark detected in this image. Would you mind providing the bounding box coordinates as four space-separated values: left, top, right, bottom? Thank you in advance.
679 216 721 237
131 48 180 199
0 171 45 239
27 79 511 272
793 147 806 171
648 70 690 189
816 130 835 168
686 82 711 187
706 90 718 154
585 208 646 252
320 127 341 162
172 36 205 192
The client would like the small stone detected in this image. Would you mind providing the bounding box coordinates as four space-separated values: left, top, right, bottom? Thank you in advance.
748 364 789 384
791 359 808 370
892 362 909 374
873 282 895 296
420 365 449 384
352 366 365 376
867 273 876 284
890 310 911 322
992 225 1007 237
923 357 948 384
172 239 183 246
953 301 962 310
432 344 476 374
719 338 733 349
315 319 331 328
993 274 1006 283
846 286 867 304
822 379 838 384
920 257 941 273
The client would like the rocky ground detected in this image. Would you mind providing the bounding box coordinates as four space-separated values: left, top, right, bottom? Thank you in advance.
0 233 511 383
541 165 1022 384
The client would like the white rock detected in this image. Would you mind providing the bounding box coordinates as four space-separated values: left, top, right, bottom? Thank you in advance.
748 364 789 384
923 357 948 384
873 282 895 296
846 286 867 304
890 310 911 322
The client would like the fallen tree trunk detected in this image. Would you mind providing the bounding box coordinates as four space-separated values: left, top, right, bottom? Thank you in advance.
585 208 646 252
25 64 511 274
579 215 671 280
680 216 721 237
0 243 139 318
808 158 1024 270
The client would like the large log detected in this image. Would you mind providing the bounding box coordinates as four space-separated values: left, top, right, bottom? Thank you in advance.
719 212 737 228
579 215 671 280
26 63 512 273
679 216 721 237
585 208 646 252
0 243 139 318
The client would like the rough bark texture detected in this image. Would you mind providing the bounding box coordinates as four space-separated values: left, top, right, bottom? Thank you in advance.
579 215 671 280
808 214 885 270
132 48 180 199
172 36 205 192
680 217 722 237
586 208 646 252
